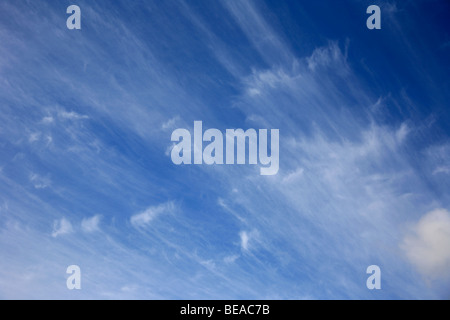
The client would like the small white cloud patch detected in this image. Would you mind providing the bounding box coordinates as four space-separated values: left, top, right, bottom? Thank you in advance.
402 209 450 280
52 218 73 237
28 132 41 143
81 215 101 232
162 116 180 131
240 231 250 251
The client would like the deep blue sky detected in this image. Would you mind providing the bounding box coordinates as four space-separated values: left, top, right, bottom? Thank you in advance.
0 0 449 299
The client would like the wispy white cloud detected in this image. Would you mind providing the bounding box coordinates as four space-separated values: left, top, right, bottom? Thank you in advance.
223 254 239 264
58 110 89 121
200 259 217 271
220 0 292 65
239 230 259 252
395 122 410 144
28 132 41 143
162 116 181 131
41 116 54 124
282 168 304 184
208 37 444 298
130 202 176 228
433 166 450 175
218 198 246 224
29 173 51 189
426 143 450 178
307 42 349 75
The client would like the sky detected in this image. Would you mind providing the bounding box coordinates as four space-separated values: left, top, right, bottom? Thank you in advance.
0 0 449 300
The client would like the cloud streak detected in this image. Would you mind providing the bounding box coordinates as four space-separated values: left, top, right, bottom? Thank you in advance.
131 202 176 228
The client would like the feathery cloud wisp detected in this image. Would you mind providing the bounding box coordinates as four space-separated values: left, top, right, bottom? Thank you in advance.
130 202 176 228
